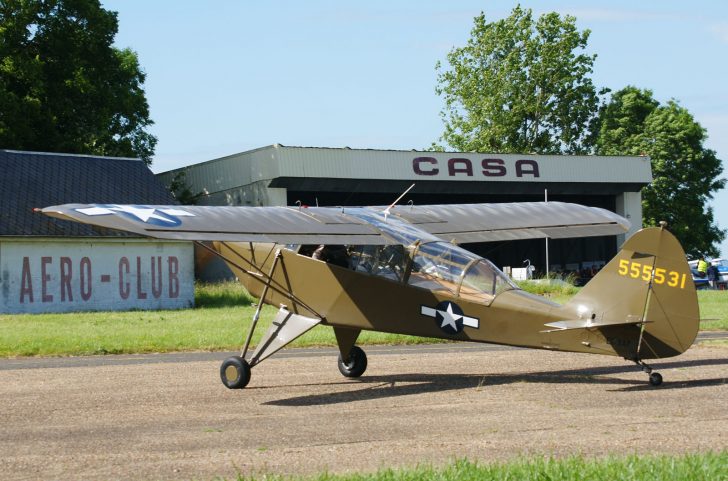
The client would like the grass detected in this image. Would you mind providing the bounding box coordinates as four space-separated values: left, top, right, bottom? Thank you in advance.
517 279 580 305
0 281 726 358
0 282 440 357
230 453 728 481
696 289 728 330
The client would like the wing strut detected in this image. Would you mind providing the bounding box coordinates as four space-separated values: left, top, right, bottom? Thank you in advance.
239 249 321 367
195 242 325 370
240 250 281 360
194 241 322 318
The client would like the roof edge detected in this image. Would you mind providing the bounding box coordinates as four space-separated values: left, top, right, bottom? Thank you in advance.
0 149 141 162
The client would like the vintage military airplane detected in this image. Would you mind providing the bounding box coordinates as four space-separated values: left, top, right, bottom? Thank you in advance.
40 200 699 388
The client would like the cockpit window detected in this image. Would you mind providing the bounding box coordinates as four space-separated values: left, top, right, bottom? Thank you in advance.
349 245 407 281
407 241 517 299
408 242 464 293
460 259 517 300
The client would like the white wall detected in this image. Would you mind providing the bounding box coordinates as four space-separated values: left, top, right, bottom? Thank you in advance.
616 191 643 245
0 238 194 314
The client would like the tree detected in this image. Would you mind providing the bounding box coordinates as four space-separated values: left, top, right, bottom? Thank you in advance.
167 170 205 205
0 0 156 164
595 87 725 257
434 6 602 154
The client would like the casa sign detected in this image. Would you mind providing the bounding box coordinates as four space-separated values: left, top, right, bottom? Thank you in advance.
0 240 194 313
412 157 540 178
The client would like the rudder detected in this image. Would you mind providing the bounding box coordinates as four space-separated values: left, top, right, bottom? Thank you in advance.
562 226 699 359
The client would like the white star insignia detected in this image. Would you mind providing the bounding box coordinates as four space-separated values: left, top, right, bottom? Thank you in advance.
76 206 116 216
438 303 463 330
75 205 195 223
420 303 479 330
158 208 195 217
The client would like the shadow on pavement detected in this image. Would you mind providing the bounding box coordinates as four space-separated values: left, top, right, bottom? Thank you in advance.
263 357 728 406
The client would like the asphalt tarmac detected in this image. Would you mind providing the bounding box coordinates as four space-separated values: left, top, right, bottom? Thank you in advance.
1 337 727 480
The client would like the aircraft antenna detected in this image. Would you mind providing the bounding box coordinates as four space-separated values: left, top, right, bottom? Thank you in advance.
383 183 415 221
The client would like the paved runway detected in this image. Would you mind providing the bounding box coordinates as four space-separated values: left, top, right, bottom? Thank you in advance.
1 338 727 480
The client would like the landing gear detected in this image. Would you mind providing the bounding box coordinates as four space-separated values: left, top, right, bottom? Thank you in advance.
220 356 251 389
338 345 367 378
633 359 662 386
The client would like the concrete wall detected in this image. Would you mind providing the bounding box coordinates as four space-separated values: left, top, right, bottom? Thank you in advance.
0 238 194 314
616 191 643 245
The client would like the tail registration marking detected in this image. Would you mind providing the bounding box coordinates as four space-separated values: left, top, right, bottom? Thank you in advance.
618 259 687 289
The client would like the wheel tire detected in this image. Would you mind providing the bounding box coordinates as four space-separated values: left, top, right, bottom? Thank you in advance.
220 356 251 389
338 346 367 378
649 372 663 386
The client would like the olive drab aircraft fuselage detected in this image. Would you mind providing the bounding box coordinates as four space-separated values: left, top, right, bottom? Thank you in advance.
40 201 700 388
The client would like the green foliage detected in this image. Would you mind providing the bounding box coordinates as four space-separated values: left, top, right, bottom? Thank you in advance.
518 278 580 298
594 87 658 154
434 6 602 154
0 0 156 163
595 87 726 257
167 170 207 205
232 453 728 481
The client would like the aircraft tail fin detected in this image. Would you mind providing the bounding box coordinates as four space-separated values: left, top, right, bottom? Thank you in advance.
557 226 699 359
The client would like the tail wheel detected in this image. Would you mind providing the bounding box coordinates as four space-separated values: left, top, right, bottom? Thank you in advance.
649 372 663 386
338 346 367 378
220 356 251 389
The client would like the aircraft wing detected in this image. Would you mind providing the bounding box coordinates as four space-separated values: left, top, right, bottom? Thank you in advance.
40 204 394 245
386 201 630 243
41 201 629 245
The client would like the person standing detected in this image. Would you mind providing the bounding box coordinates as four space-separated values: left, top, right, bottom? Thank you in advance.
697 257 709 278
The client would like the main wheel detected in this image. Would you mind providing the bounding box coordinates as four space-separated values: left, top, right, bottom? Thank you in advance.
649 372 663 386
338 346 367 378
220 356 251 389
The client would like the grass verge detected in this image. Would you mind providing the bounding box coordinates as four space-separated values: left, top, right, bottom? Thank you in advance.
696 289 728 330
1 282 726 357
231 453 727 481
0 282 441 357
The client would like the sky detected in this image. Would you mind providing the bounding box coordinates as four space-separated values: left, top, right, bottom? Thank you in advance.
101 0 728 257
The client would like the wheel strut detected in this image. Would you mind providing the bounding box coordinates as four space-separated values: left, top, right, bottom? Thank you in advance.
633 359 663 386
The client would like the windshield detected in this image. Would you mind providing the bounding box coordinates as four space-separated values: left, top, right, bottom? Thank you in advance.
460 259 517 300
407 241 517 300
314 208 518 301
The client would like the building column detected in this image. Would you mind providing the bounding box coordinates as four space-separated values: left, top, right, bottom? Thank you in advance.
615 191 643 246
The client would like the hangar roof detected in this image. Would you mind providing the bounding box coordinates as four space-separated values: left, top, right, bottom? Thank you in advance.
157 144 652 199
0 150 176 237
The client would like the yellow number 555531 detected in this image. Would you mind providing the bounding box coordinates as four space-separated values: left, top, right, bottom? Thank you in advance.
617 259 686 289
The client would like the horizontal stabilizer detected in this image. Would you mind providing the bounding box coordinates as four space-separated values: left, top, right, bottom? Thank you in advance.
542 317 651 333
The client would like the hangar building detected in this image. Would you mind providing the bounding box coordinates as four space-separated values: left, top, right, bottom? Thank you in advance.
157 145 652 276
